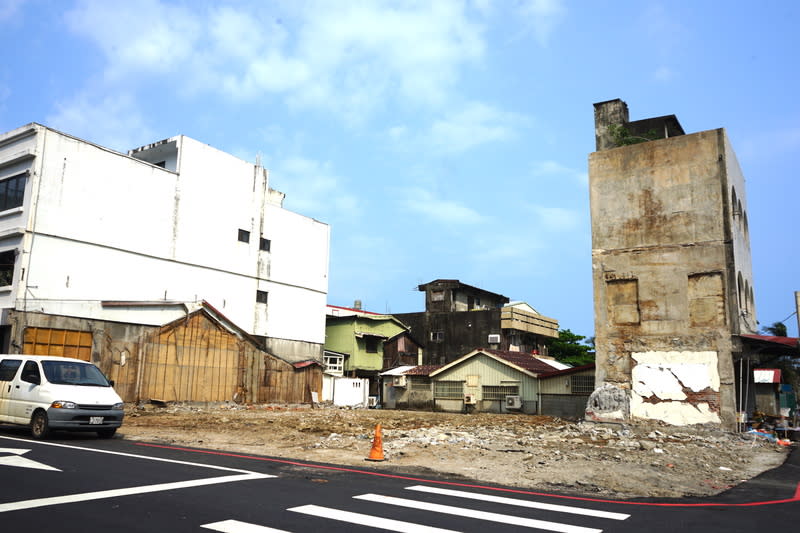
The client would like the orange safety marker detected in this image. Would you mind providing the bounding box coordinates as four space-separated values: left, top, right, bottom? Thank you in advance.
365 423 386 461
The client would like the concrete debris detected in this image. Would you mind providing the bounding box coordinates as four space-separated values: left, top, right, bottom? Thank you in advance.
121 404 790 499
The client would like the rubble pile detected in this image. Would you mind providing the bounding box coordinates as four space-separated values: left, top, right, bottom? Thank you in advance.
122 404 790 499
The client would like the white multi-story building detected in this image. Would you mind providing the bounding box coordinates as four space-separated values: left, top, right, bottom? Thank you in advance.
0 123 329 362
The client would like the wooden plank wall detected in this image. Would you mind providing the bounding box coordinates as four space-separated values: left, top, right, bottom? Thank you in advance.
257 356 322 404
138 313 240 402
136 312 322 404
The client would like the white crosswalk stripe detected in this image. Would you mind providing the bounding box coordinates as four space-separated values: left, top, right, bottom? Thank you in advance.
201 519 292 532
202 484 632 532
353 493 603 533
406 485 630 520
288 504 461 532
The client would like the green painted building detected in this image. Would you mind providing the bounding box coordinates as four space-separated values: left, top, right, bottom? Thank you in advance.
325 314 409 376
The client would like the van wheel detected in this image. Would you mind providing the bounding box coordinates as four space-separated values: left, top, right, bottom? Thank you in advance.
97 428 117 439
31 411 50 440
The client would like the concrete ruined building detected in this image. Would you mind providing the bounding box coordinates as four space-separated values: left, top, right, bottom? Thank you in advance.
0 124 329 403
394 279 559 365
588 99 757 429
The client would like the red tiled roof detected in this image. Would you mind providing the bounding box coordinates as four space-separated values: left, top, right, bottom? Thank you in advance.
480 348 561 374
403 365 443 376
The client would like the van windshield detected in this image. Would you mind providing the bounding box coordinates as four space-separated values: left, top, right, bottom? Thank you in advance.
41 361 110 387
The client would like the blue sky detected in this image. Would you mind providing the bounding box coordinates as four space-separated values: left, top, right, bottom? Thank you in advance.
1 0 798 338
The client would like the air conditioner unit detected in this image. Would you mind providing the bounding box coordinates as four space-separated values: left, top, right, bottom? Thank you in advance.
368 396 378 408
393 375 407 387
464 393 477 405
487 334 501 344
505 395 522 409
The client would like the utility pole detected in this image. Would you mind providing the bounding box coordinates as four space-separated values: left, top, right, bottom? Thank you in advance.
795 291 799 338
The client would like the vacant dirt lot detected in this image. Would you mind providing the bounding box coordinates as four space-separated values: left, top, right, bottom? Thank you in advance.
121 403 790 499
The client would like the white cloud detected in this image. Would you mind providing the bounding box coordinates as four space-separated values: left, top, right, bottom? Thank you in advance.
64 0 201 83
653 66 676 82
0 0 25 22
62 0 487 122
515 0 566 46
739 126 800 160
402 187 487 226
429 102 525 154
47 91 152 152
528 205 583 232
271 156 357 217
531 160 587 186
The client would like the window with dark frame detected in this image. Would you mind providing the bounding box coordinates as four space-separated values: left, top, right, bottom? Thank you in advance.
0 250 15 286
256 290 268 304
0 174 26 212
259 237 271 252
238 229 250 243
365 336 379 353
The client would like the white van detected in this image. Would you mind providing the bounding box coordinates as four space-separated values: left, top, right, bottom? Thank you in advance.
0 354 124 439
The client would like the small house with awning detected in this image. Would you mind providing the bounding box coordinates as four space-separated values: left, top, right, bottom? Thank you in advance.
399 348 566 414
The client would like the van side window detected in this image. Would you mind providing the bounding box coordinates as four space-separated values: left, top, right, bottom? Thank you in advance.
0 359 21 381
20 361 40 384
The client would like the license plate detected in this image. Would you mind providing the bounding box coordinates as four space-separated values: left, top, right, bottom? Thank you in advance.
89 417 104 425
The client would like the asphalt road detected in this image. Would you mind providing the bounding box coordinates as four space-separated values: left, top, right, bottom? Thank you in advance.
0 428 798 532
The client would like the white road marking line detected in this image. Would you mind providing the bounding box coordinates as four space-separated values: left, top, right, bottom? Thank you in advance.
0 434 269 475
202 519 292 533
0 448 61 471
0 472 271 513
289 504 462 533
406 485 630 520
354 494 603 533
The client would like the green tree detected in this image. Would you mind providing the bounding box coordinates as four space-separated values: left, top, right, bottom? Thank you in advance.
761 321 788 337
547 329 595 366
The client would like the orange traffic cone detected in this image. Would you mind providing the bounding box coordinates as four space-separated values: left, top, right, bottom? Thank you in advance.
365 423 386 461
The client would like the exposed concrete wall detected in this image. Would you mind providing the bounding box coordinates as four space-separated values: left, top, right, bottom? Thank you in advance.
263 336 323 364
589 102 756 430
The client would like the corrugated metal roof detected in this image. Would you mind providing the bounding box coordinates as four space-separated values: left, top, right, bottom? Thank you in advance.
741 334 799 349
292 360 323 369
380 365 417 376
540 363 596 379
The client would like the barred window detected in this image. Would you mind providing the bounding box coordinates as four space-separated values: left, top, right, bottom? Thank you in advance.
482 385 519 400
570 375 595 394
410 377 431 390
433 380 464 399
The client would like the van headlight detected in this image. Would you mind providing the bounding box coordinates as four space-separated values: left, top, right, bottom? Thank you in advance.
51 401 78 409
112 402 124 410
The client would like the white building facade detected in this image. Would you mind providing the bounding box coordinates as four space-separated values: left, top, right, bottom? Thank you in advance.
0 123 329 362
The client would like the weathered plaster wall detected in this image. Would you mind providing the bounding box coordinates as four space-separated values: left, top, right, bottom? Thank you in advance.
630 351 721 425
589 113 753 429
